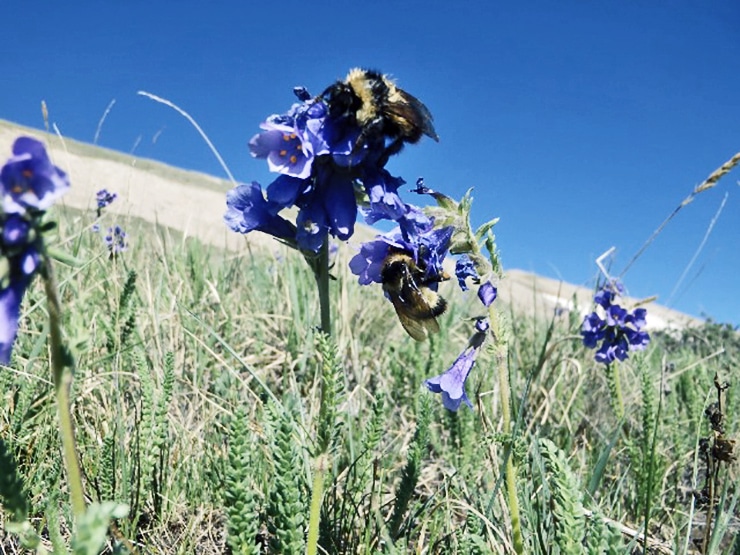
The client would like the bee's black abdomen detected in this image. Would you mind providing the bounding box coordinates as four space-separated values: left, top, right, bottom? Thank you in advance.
430 295 447 318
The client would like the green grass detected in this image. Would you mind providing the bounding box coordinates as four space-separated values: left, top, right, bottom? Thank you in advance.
0 201 738 554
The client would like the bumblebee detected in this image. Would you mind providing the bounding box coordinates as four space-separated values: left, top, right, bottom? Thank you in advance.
381 251 449 341
321 68 439 164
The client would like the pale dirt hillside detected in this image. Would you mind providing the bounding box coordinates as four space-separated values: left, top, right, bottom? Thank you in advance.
0 119 702 331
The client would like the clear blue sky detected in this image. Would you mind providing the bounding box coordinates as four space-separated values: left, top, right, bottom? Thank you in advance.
3 1 739 324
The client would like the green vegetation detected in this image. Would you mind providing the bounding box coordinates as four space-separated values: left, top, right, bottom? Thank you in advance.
0 206 738 554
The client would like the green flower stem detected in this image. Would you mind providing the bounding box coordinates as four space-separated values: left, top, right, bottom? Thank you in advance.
313 238 332 336
41 252 86 518
606 364 624 420
307 237 331 555
488 305 523 554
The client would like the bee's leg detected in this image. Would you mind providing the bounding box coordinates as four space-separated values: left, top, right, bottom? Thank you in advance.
377 137 405 167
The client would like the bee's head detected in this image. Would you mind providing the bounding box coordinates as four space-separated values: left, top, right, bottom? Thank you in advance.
322 81 362 123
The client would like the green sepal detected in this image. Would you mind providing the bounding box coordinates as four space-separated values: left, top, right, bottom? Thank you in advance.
430 190 459 212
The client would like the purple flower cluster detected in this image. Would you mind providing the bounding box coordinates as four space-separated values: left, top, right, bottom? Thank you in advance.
225 87 414 253
96 188 117 211
581 282 651 364
0 137 69 364
105 225 128 256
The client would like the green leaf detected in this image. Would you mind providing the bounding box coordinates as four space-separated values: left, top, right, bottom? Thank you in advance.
71 502 129 555
5 520 46 552
474 217 500 241
46 247 86 268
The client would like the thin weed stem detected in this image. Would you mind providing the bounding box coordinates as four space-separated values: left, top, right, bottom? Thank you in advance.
620 150 740 277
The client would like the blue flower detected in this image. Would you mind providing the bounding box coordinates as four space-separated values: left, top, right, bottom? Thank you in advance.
313 164 357 242
425 349 476 411
249 121 314 179
0 214 43 365
581 284 651 365
104 226 129 255
580 312 605 348
477 281 497 306
95 188 118 210
425 319 488 411
224 182 296 242
349 223 452 290
0 137 67 364
1 137 70 214
361 169 407 223
249 99 331 180
455 255 478 291
229 76 437 253
348 235 407 285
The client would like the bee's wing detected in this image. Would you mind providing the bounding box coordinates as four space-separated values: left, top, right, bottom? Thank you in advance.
386 279 444 342
391 89 439 142
387 294 440 341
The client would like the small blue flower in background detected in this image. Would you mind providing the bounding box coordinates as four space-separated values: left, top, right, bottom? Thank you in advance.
581 281 651 364
96 188 117 211
425 318 489 411
92 188 118 232
105 226 129 256
0 137 68 364
0 137 69 214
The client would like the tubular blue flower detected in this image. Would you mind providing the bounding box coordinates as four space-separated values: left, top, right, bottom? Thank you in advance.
581 284 651 364
425 319 488 411
455 255 478 291
1 137 70 214
295 201 328 253
477 281 497 306
425 349 476 411
417 226 453 281
315 164 357 241
361 169 407 222
224 182 296 242
266 174 311 208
